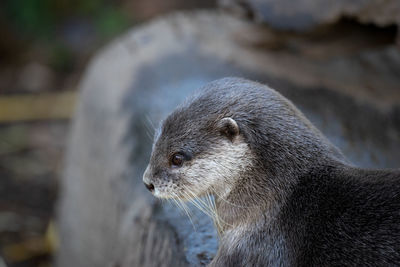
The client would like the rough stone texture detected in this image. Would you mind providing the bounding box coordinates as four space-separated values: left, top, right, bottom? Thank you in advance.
57 11 400 267
219 0 400 30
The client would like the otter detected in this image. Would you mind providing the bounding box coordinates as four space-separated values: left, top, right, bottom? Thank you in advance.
142 77 400 266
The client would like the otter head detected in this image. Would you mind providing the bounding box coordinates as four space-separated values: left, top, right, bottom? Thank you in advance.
143 108 253 201
143 77 345 208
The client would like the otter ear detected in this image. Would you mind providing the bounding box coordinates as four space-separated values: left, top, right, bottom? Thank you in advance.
217 117 239 141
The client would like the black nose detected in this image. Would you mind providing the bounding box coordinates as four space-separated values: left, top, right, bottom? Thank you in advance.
144 182 155 192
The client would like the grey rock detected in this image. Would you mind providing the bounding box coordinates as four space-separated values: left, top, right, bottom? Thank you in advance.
219 0 400 30
0 256 7 267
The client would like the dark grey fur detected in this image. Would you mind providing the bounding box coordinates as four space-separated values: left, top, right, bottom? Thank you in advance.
144 77 400 266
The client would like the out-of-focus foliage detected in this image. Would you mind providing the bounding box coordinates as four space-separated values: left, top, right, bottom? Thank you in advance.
1 0 131 40
0 0 132 77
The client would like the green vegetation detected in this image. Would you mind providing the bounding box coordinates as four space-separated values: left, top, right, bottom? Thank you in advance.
0 0 133 75
2 0 131 40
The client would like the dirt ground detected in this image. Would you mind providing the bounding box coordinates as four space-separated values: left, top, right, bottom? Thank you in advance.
0 122 68 266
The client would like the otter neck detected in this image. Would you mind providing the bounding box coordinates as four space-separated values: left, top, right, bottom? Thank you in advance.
213 141 341 234
213 165 293 234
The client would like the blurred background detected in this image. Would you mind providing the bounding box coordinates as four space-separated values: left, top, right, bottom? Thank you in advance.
1 0 400 266
0 1 215 266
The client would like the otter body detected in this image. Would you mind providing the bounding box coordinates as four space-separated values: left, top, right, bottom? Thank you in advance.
143 77 400 266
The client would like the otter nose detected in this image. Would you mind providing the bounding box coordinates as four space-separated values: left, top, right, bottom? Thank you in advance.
144 182 155 192
143 165 154 192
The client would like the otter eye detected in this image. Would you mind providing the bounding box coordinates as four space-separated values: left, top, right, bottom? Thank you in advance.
171 153 184 167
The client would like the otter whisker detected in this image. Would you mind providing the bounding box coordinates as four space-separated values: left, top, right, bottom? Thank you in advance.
171 192 196 229
145 115 155 129
186 190 214 215
182 189 215 219
170 193 186 214
170 196 183 212
180 185 230 232
210 187 248 208
178 199 196 229
182 190 213 218
205 193 223 233
143 119 155 141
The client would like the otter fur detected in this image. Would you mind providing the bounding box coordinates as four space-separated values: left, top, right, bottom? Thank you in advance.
143 77 400 266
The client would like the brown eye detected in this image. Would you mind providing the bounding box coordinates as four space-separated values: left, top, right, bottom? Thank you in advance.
171 153 184 167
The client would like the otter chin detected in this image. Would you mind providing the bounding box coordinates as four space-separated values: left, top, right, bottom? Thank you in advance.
143 77 400 266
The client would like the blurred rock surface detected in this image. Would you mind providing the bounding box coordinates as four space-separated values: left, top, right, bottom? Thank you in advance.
219 0 400 31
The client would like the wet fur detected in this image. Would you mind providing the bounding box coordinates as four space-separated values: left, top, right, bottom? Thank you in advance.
143 77 400 266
